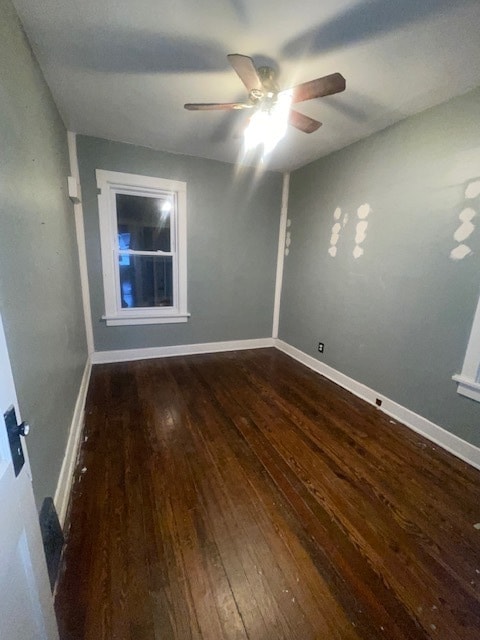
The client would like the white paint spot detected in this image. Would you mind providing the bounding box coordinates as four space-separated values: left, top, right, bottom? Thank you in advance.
430 624 437 631
450 244 472 261
286 218 292 227
355 221 369 244
459 207 476 223
357 203 371 219
474 523 480 530
353 245 364 259
285 235 291 247
465 180 480 199
284 247 289 256
342 213 349 227
328 216 343 257
454 221 475 243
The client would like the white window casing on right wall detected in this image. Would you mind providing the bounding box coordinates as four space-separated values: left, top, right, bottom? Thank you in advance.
453 290 480 402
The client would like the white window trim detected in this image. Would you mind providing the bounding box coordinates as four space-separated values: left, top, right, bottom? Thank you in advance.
96 169 189 326
453 289 480 402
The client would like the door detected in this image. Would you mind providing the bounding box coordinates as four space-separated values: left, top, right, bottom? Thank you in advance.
0 313 59 640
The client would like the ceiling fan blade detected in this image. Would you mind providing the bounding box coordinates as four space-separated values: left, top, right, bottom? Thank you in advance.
289 109 322 133
184 102 251 111
290 72 346 104
227 54 262 92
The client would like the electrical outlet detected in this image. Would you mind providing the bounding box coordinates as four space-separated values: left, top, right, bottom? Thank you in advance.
318 342 324 353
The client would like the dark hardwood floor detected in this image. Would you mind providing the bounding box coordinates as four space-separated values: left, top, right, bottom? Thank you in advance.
55 348 480 640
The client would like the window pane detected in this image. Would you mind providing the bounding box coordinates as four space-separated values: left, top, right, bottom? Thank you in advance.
119 255 173 308
116 193 172 252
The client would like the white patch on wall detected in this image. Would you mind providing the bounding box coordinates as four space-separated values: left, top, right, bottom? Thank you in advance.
465 180 480 200
353 203 371 259
285 222 292 257
355 220 369 244
328 204 372 258
453 208 475 242
328 208 343 257
450 244 472 261
330 223 341 246
450 182 479 261
357 203 371 219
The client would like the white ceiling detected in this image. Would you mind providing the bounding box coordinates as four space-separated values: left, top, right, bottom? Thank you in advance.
12 0 480 172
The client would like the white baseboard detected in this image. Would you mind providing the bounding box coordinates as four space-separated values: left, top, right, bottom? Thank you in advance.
54 358 92 527
91 338 275 364
275 339 480 472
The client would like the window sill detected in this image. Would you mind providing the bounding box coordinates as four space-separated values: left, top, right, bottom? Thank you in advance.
102 313 190 327
452 374 480 402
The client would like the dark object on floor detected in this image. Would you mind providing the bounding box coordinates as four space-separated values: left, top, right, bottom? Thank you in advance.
39 497 64 591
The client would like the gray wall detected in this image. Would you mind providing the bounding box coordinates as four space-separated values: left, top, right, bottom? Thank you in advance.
280 87 480 447
77 136 282 351
0 0 87 505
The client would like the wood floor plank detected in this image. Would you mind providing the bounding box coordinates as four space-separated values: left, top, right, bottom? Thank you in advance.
181 358 361 640
56 349 480 640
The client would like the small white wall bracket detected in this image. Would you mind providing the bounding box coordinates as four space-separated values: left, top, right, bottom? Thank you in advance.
67 176 80 204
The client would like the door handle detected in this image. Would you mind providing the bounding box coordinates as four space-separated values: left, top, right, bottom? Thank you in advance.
12 421 30 437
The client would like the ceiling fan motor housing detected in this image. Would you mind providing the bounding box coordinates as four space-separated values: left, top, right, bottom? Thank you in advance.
257 66 279 93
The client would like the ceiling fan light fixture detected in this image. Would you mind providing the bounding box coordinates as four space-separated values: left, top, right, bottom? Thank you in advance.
243 90 292 156
185 54 345 143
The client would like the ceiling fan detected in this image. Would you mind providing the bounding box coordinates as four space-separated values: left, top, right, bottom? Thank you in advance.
184 54 346 134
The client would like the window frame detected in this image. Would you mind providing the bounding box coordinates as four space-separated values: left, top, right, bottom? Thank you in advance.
96 169 189 326
453 288 480 402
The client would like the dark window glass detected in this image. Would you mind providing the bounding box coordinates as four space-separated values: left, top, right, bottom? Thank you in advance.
119 255 173 308
116 193 172 252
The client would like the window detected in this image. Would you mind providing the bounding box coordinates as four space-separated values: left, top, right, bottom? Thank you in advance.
96 170 188 326
453 290 480 402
